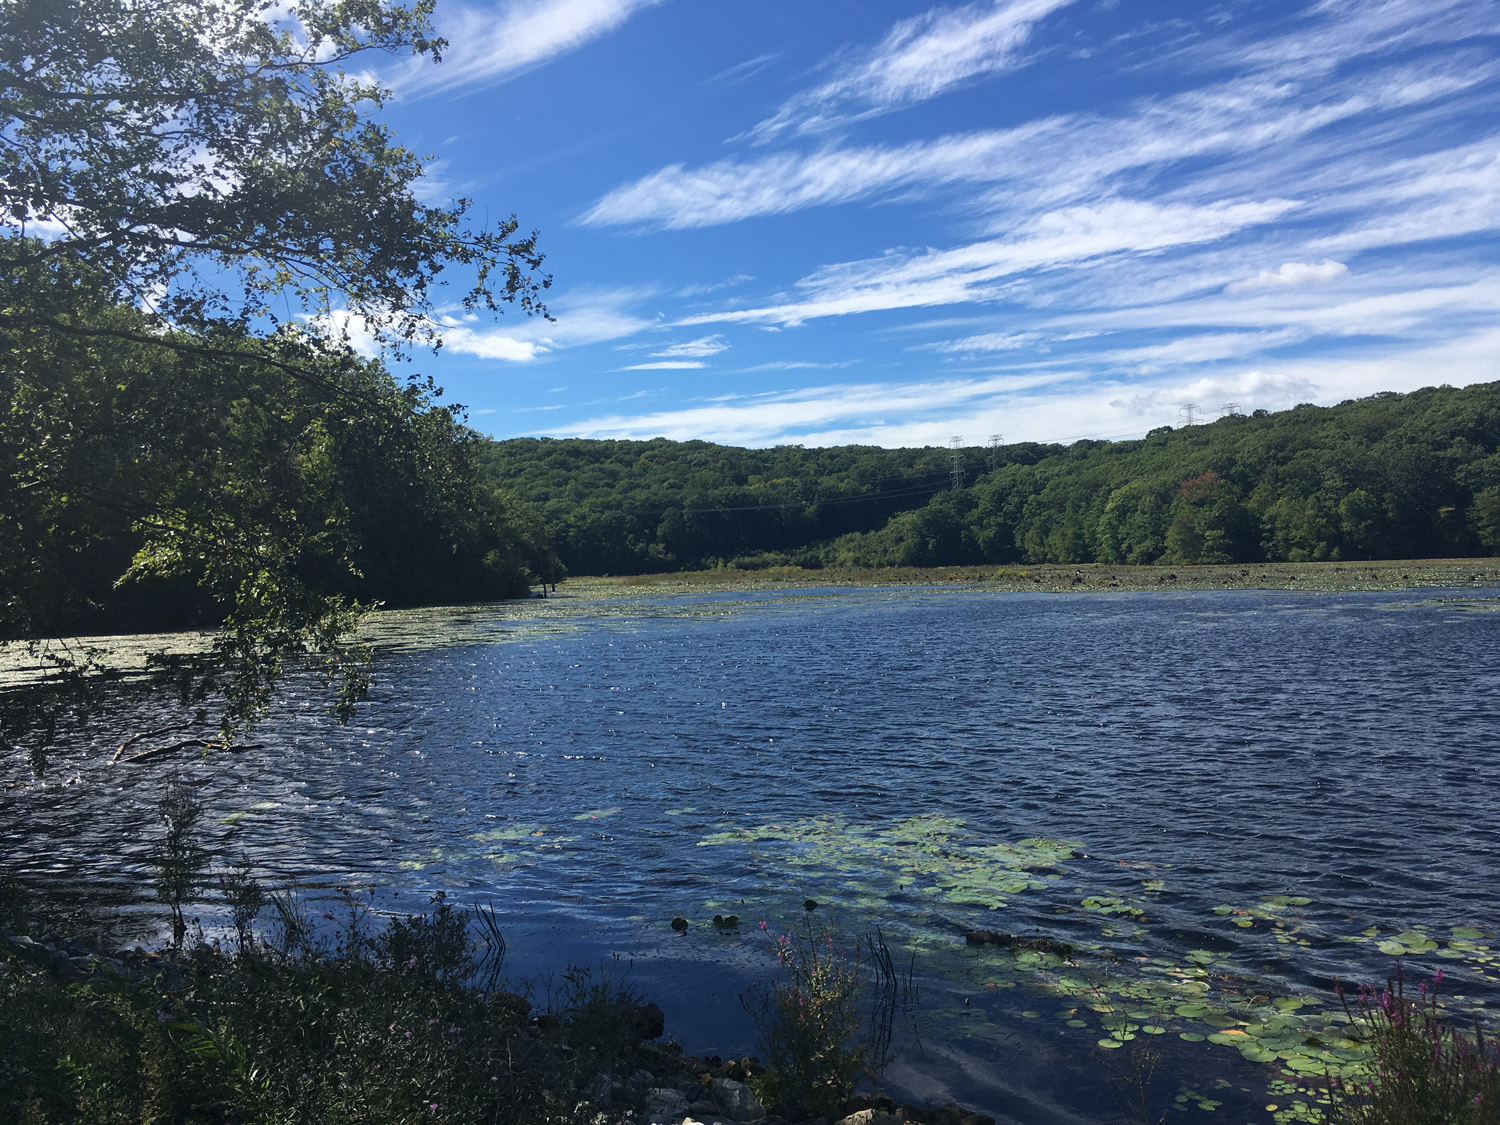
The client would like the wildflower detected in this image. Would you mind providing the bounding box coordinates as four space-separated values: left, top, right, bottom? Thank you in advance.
408 955 418 969
427 1018 439 1026
429 1103 439 1112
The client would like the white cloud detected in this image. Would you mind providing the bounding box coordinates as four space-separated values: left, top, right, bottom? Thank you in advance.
394 0 658 98
924 331 1042 353
620 360 706 370
440 325 544 361
678 198 1295 327
581 126 1051 229
651 335 729 358
746 0 1076 142
540 326 1500 447
584 46 1493 231
1226 260 1349 293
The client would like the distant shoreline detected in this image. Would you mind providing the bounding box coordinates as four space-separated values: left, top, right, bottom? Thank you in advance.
559 556 1500 597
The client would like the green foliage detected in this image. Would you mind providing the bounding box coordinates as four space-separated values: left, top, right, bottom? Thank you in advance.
151 781 210 950
482 383 1500 575
0 0 548 341
0 896 650 1125
0 0 555 769
743 917 871 1118
1330 969 1500 1125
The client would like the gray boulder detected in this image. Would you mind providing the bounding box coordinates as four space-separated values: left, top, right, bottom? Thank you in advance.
710 1077 767 1123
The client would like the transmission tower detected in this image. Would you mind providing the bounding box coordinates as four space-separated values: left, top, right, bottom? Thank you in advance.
1220 402 1242 417
1179 403 1201 426
987 434 1003 473
949 436 965 490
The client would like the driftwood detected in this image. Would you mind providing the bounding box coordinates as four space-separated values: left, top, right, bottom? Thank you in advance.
113 720 203 761
115 737 258 764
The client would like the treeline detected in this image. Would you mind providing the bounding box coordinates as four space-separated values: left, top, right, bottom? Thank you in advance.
2 258 553 640
481 382 1500 575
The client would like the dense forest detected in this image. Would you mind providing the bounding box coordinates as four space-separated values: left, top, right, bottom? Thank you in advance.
1 274 555 640
479 381 1500 576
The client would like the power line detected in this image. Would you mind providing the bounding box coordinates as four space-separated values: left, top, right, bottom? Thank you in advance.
1179 403 1201 426
949 436 965 490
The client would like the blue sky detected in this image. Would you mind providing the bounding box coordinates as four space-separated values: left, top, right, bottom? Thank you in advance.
362 0 1499 448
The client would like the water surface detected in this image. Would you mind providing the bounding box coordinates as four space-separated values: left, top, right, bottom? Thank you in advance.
5 585 1499 1123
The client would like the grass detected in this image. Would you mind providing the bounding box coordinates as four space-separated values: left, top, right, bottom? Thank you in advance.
570 556 1500 597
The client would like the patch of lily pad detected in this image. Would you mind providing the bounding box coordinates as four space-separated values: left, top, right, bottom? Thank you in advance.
693 811 1500 1111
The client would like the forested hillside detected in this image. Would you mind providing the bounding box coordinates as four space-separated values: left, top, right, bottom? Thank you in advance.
481 381 1500 575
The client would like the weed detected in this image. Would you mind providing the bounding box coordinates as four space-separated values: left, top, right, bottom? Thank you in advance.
217 859 264 955
151 779 208 949
1329 966 1500 1125
743 913 871 1118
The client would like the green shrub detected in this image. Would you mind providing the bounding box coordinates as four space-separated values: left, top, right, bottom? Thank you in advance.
0 894 641 1125
1330 966 1500 1125
743 916 869 1118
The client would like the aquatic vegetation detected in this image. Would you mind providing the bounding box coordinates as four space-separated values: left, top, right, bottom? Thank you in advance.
697 811 1500 1119
1328 968 1500 1125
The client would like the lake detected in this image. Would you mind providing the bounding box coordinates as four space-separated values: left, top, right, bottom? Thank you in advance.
4 583 1500 1124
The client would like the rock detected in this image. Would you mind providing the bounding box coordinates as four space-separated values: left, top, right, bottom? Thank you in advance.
581 1069 612 1105
962 929 1072 957
836 1111 902 1125
689 1100 721 1118
645 1086 690 1124
960 1116 996 1125
629 1000 666 1040
710 1077 767 1122
490 990 531 1023
671 917 689 932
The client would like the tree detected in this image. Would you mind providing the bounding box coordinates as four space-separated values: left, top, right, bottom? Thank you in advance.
1 0 548 340
1 0 551 769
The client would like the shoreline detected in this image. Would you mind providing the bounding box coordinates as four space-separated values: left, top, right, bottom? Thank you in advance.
557 556 1500 598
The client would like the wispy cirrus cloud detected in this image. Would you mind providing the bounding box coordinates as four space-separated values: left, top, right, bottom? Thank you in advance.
744 0 1076 143
394 0 658 99
678 198 1295 327
650 335 729 359
538 327 1500 448
582 53 1492 231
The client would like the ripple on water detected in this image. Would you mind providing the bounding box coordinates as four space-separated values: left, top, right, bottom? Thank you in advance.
3 585 1500 1121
